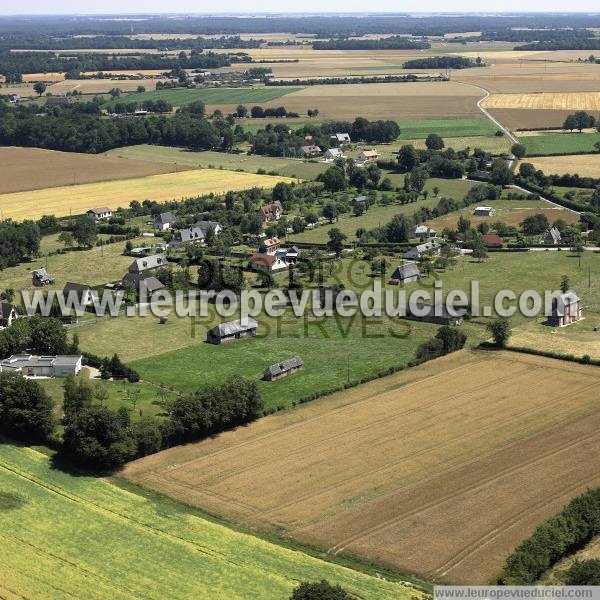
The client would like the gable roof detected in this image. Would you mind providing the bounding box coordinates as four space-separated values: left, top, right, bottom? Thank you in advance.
87 207 111 215
63 282 93 295
482 233 503 246
391 263 421 280
250 253 278 266
415 225 435 235
301 145 322 154
332 133 351 142
545 227 562 242
155 211 177 225
129 254 168 273
209 318 258 338
360 149 379 158
264 356 303 378
178 226 206 243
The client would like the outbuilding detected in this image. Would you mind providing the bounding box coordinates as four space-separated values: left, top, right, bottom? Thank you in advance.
207 318 258 345
264 356 303 381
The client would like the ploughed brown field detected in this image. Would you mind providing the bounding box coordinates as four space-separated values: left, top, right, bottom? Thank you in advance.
124 350 600 584
486 108 576 130
0 147 183 194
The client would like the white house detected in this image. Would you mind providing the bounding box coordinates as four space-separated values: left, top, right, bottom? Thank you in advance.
331 133 351 144
414 225 436 240
86 207 113 220
0 354 82 377
154 212 177 231
358 149 379 163
249 253 288 273
473 206 494 217
324 148 344 161
402 241 441 260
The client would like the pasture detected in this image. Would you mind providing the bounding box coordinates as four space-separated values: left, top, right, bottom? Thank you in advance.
519 132 600 156
0 169 295 221
0 443 415 599
105 86 301 109
124 350 600 584
523 154 600 178
0 147 181 194
396 117 497 139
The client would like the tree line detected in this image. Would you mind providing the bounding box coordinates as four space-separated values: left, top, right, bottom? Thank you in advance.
403 56 481 69
313 37 430 50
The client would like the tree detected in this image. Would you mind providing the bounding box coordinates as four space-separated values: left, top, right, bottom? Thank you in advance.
33 82 46 97
565 560 600 584
563 114 578 132
322 203 339 224
457 215 471 234
72 215 98 248
487 318 511 347
290 581 352 600
560 274 570 293
425 133 445 150
490 158 513 186
58 231 74 248
521 213 549 235
349 168 369 191
595 141 600 153
397 144 418 173
510 143 526 159
472 238 488 262
385 214 411 243
0 372 55 442
319 166 346 192
433 186 440 197
326 228 347 257
235 104 248 118
136 85 146 93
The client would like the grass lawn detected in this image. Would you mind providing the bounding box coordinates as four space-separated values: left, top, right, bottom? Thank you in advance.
519 132 600 156
105 86 302 109
104 145 328 180
0 443 418 600
397 117 498 139
408 134 511 154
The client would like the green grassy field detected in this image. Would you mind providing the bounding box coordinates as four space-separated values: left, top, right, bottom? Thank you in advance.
397 117 498 139
106 86 302 109
519 132 600 156
0 443 420 599
104 145 328 180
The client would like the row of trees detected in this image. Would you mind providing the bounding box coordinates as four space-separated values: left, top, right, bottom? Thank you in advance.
416 326 468 362
403 56 481 69
0 220 41 270
313 37 430 50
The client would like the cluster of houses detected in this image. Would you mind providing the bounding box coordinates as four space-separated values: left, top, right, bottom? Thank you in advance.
296 134 380 165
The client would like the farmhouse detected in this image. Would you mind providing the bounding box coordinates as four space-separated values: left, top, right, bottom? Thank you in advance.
542 226 562 245
388 263 421 286
331 133 351 144
170 221 222 247
0 301 18 329
482 233 504 247
207 318 258 345
351 195 368 207
264 356 303 381
122 273 166 300
473 206 494 217
31 268 55 287
128 254 168 274
548 290 583 327
154 212 177 231
414 225 436 240
86 207 112 220
299 145 322 157
324 148 343 161
405 303 464 326
259 237 281 254
249 253 288 273
259 201 284 222
402 241 441 260
63 282 95 306
0 354 82 377
358 149 379 163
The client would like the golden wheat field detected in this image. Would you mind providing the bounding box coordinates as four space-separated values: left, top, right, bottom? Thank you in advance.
0 169 295 221
524 154 600 178
483 91 600 111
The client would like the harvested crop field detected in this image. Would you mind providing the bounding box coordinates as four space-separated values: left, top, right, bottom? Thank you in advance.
0 169 294 221
0 147 181 194
258 81 483 120
488 108 576 130
48 78 165 94
124 350 600 584
523 154 600 178
483 91 600 111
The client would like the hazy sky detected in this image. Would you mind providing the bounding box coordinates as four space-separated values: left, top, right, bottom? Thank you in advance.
0 1 597 15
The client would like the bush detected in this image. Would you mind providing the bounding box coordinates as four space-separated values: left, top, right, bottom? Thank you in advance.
290 580 352 600
565 559 600 584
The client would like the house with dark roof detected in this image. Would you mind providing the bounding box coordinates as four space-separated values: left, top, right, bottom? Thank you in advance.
414 225 436 240
482 233 504 248
277 246 300 264
128 254 168 274
388 263 421 286
207 318 258 345
86 207 112 220
122 273 165 300
548 290 583 327
542 227 562 245
154 212 177 231
264 356 303 381
62 282 95 306
405 303 464 326
169 221 222 247
473 206 494 217
259 201 284 223
402 241 441 261
0 354 82 377
31 268 55 287
0 301 18 329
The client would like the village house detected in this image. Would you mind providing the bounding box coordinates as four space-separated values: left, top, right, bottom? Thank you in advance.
351 195 368 207
154 212 178 231
324 148 344 161
207 318 258 345
299 145 322 158
63 282 95 307
402 241 441 261
259 201 284 222
331 133 351 144
358 149 379 163
122 273 165 300
263 356 303 381
277 245 301 264
128 254 168 274
405 303 464 326
0 301 18 329
482 233 504 248
31 268 55 287
259 237 281 254
542 226 562 245
169 221 222 247
473 206 494 217
414 225 436 240
388 263 421 286
249 253 288 273
548 290 583 327
0 354 82 377
86 207 113 220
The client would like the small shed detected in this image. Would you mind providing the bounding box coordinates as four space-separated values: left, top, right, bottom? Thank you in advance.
207 318 258 345
388 263 421 286
263 356 303 381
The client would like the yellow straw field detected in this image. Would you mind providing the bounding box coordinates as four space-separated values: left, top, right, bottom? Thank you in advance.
0 169 295 221
483 91 600 111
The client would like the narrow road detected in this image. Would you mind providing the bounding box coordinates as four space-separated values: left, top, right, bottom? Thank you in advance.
508 184 582 216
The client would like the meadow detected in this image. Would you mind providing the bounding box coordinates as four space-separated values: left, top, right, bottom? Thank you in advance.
105 86 302 109
519 132 600 156
0 169 295 221
396 117 497 139
0 443 418 599
124 350 600 584
523 154 600 177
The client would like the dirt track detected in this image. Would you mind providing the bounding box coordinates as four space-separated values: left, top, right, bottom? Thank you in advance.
124 351 600 584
